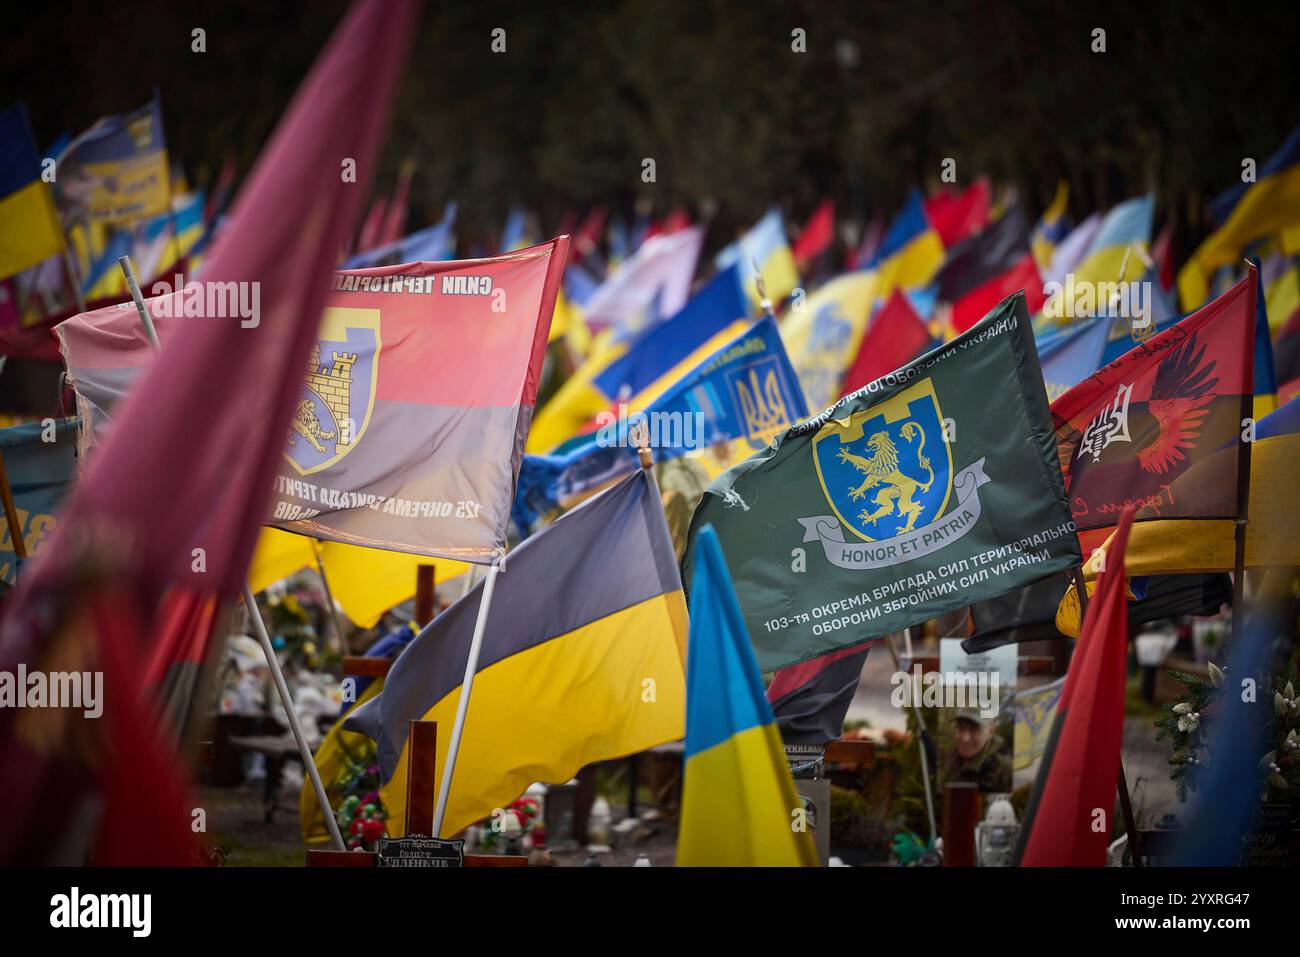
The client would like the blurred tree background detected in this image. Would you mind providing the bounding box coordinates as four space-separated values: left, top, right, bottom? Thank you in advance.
6 0 1298 255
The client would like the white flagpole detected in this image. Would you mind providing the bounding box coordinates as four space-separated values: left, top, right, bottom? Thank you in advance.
242 584 346 850
430 553 503 837
117 254 346 851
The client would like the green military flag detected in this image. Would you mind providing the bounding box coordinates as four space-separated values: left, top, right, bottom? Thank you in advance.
683 292 1081 673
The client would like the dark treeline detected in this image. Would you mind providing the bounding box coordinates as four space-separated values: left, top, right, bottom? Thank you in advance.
7 0 1298 258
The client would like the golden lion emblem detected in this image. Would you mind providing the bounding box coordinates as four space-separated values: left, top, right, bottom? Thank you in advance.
288 398 337 454
836 423 934 532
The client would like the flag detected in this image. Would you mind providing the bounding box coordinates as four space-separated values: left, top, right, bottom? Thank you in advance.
767 642 870 747
872 189 946 301
781 271 878 412
792 200 835 268
969 569 1230 650
356 194 388 255
55 97 169 226
379 162 414 246
247 528 469 628
0 0 417 864
717 208 800 306
1039 316 1110 402
682 292 1081 673
585 225 703 334
513 314 808 532
934 203 1033 306
344 469 687 837
0 104 66 280
1017 507 1134 867
924 179 991 248
677 524 818 866
838 289 931 398
341 201 457 269
1042 195 1153 327
1041 211 1102 288
593 264 751 403
1072 396 1300 580
59 237 568 562
0 417 77 588
526 264 750 454
1052 271 1257 562
1009 676 1064 772
1030 181 1071 272
1179 124 1300 310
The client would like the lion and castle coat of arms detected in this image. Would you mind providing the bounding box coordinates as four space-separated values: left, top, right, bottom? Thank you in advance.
284 307 381 475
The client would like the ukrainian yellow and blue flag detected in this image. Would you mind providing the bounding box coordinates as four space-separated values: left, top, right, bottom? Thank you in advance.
871 189 946 302
527 264 750 452
1030 180 1071 272
677 524 818 866
1180 125 1300 310
344 469 687 838
716 207 800 306
0 103 66 280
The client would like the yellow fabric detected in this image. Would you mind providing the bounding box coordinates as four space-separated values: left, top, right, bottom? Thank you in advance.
677 721 817 866
526 332 627 452
748 244 801 306
780 271 878 413
317 540 468 629
626 318 753 413
875 231 945 303
1179 163 1300 310
381 590 688 838
1266 265 1299 333
1057 432 1300 633
248 528 470 628
248 528 315 593
0 179 65 279
1031 181 1070 271
301 677 386 844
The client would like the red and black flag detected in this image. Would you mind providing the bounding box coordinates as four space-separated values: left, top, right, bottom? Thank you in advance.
932 203 1045 334
767 642 870 746
1051 269 1256 562
1016 507 1134 866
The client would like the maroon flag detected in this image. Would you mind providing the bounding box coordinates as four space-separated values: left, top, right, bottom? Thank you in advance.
1051 271 1256 561
0 0 416 863
1018 507 1134 866
839 289 931 397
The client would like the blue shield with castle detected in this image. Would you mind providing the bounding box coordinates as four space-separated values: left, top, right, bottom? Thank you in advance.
284 307 381 475
812 378 953 542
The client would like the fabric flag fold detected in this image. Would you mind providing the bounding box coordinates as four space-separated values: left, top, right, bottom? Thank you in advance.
344 469 687 838
677 524 818 866
683 291 1081 673
716 209 799 307
0 0 417 864
1017 507 1135 866
838 288 931 398
1051 270 1257 562
0 103 66 280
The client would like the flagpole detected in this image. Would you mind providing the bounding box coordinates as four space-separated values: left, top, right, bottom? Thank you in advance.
430 552 503 837
0 449 29 566
311 541 346 656
1070 564 1143 867
117 253 346 851
751 258 777 319
242 584 346 850
1230 262 1257 646
885 630 938 846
